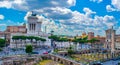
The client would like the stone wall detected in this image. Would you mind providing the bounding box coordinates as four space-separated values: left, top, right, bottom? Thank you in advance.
2 54 82 65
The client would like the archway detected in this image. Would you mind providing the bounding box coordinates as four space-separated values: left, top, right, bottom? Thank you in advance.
70 62 73 65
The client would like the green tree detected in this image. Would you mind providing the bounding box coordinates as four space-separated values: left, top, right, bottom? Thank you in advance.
48 35 60 47
72 37 79 51
48 35 60 41
34 37 41 47
67 46 74 56
58 37 68 48
27 36 35 43
0 38 5 47
88 38 98 49
25 45 33 54
41 38 46 46
12 36 20 49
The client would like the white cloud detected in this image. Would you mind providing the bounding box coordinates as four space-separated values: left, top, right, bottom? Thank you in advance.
0 0 117 36
34 7 73 20
106 0 120 12
58 7 116 35
24 11 32 21
0 0 28 10
0 1 12 8
0 14 4 20
83 7 96 17
0 24 7 31
106 5 116 12
0 24 6 26
90 0 103 3
0 20 24 31
116 27 120 34
67 0 76 6
0 0 76 11
112 0 120 11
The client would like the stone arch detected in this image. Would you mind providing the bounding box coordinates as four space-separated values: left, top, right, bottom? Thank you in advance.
51 57 55 61
58 58 60 62
70 62 73 65
64 53 67 56
60 60 63 64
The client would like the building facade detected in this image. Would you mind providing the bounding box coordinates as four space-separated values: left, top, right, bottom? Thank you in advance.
27 14 42 34
5 26 26 33
88 32 94 40
10 12 51 48
0 31 11 44
105 27 120 56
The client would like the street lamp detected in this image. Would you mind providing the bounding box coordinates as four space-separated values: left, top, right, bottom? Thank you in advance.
50 30 54 48
51 30 54 35
4 32 8 56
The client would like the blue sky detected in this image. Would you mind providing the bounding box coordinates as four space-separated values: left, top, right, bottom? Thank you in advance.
0 0 120 36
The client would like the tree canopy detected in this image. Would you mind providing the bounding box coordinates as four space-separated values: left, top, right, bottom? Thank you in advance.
25 45 33 54
48 35 60 41
12 36 46 42
88 38 99 43
0 38 5 47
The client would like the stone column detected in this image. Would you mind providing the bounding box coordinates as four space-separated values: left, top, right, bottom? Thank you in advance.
34 24 36 31
29 24 31 31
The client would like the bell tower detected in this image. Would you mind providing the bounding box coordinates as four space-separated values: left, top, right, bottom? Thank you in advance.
105 26 116 58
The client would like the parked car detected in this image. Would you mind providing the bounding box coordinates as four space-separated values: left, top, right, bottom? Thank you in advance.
32 52 39 54
43 52 48 54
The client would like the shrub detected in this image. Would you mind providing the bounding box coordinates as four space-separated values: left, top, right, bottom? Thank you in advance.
25 45 33 54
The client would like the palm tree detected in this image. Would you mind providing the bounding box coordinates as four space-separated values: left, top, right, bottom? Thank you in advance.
72 37 78 51
58 37 68 49
27 36 35 46
68 38 72 47
41 38 46 44
12 36 20 50
21 36 27 47
48 35 59 48
89 38 98 49
77 38 83 50
19 36 24 48
34 37 41 47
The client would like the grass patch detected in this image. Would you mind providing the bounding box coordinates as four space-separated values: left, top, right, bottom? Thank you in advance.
38 60 64 65
70 53 111 64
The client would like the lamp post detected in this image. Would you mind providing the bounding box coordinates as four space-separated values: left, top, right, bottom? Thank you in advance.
4 32 7 56
50 30 54 47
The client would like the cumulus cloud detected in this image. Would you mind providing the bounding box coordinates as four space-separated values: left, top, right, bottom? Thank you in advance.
0 0 76 11
90 0 103 3
0 0 117 35
24 11 32 21
106 0 120 12
34 7 73 20
106 5 116 12
112 0 120 11
0 24 6 26
58 7 116 35
0 0 28 10
83 7 96 17
33 7 115 35
0 14 4 20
